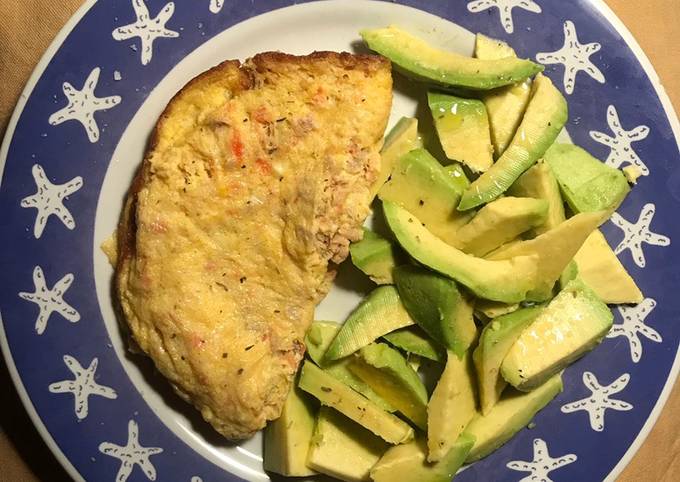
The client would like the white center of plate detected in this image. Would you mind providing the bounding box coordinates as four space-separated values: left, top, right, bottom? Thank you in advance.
92 1 548 479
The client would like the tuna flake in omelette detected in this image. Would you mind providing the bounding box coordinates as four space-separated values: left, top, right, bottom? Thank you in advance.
115 52 392 439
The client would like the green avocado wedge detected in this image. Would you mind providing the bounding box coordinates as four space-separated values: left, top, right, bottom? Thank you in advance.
427 91 494 172
473 307 543 415
475 33 533 158
383 326 445 362
305 321 395 412
544 143 631 214
360 26 543 90
508 160 566 236
458 74 568 210
464 375 563 462
393 265 477 358
455 196 549 257
349 343 429 430
371 117 422 198
325 286 415 361
501 280 613 391
370 435 474 482
350 229 405 285
383 201 538 303
487 210 606 300
298 361 414 444
379 148 472 246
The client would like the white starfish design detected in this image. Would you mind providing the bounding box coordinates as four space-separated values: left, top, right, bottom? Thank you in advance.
99 420 163 482
112 0 179 66
18 266 80 335
506 438 577 482
191 478 203 482
536 20 605 94
610 203 670 268
48 67 121 143
561 371 633 432
209 0 224 13
48 355 117 420
590 105 650 175
607 298 662 363
467 0 542 34
20 164 83 239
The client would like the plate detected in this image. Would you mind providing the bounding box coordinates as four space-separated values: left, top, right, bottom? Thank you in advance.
1 1 679 481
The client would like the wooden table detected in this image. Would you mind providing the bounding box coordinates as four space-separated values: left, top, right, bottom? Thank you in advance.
0 1 678 480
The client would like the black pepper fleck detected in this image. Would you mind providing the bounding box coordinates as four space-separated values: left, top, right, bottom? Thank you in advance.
321 386 332 393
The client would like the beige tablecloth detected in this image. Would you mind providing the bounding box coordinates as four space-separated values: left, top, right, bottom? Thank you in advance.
0 1 678 480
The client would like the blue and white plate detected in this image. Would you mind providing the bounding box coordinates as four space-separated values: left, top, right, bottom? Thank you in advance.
1 1 679 481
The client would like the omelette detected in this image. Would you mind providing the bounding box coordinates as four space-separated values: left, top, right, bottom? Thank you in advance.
115 52 392 439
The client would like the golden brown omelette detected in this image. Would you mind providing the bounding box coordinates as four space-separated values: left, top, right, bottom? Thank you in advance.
115 52 392 439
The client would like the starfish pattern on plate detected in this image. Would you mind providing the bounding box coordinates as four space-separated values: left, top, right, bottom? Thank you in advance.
506 438 577 482
610 203 670 268
561 371 633 432
48 355 117 420
467 0 542 34
209 0 224 13
607 298 662 363
20 164 83 239
48 67 121 143
99 420 163 482
112 0 179 66
590 104 650 175
536 20 604 94
18 266 80 335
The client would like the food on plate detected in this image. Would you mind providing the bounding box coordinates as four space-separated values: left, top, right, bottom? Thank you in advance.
114 51 392 439
262 26 643 480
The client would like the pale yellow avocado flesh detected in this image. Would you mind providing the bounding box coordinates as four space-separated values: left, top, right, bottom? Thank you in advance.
371 117 421 198
501 280 613 390
307 407 387 482
298 361 414 444
464 375 563 462
427 351 477 462
456 196 548 256
573 229 643 304
487 211 606 300
263 384 317 476
371 435 475 482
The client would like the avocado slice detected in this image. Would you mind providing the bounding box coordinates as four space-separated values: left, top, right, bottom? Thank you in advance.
508 160 566 235
464 374 563 462
305 321 395 412
325 286 414 361
623 165 643 184
384 201 538 303
559 260 579 289
350 228 405 285
360 25 542 90
573 229 643 303
443 163 471 191
475 34 533 158
371 117 421 198
370 435 474 482
458 74 568 210
307 407 387 482
263 383 317 476
427 91 494 172
298 361 414 444
379 148 472 246
501 280 613 390
487 210 606 300
474 299 520 320
456 197 549 256
349 343 429 429
383 325 445 362
472 307 543 415
544 143 630 214
393 265 477 358
427 351 477 462
474 33 516 60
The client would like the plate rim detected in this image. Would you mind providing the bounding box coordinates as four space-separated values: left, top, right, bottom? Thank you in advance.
0 1 678 481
